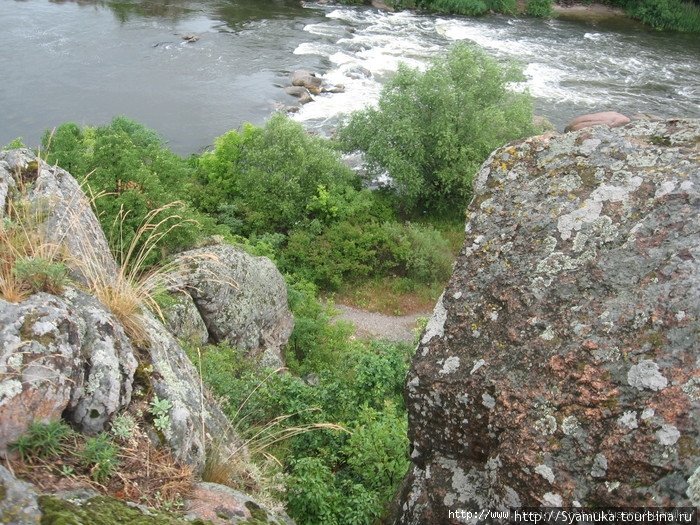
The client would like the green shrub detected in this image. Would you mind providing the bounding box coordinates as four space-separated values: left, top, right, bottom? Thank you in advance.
42 118 217 269
11 421 73 461
525 0 553 17
79 434 119 482
12 256 69 295
195 114 356 236
429 0 489 15
340 44 535 215
625 0 700 31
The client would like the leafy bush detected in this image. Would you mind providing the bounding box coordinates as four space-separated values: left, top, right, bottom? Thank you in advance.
525 0 553 17
189 285 415 525
624 0 700 31
340 44 535 214
42 118 216 269
12 256 69 295
195 114 356 236
429 0 489 15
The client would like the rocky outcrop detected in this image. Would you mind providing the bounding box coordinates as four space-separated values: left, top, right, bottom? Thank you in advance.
185 482 294 524
0 150 118 285
290 70 323 95
144 310 244 471
0 290 136 455
565 111 631 132
394 119 700 522
172 244 293 367
0 465 41 524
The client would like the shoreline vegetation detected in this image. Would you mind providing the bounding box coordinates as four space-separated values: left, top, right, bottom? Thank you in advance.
340 0 700 32
3 44 541 524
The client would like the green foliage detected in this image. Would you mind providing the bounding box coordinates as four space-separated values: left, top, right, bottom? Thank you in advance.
110 413 137 442
621 0 700 31
149 396 173 433
11 421 73 461
79 434 119 482
4 137 26 149
525 0 553 17
190 284 415 525
429 0 489 15
42 118 218 269
12 256 69 295
340 44 535 214
195 114 356 236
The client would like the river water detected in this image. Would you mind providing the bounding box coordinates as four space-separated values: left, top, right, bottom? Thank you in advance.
1 0 698 154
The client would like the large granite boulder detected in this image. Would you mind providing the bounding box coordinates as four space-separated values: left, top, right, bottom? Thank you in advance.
0 149 118 285
0 290 136 456
172 244 293 367
394 119 700 522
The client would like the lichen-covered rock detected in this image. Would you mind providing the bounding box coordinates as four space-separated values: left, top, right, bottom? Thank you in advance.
0 149 118 286
173 244 293 367
63 289 137 434
0 290 137 454
143 312 243 472
395 119 700 522
0 293 82 457
162 292 209 346
0 465 41 524
185 482 294 524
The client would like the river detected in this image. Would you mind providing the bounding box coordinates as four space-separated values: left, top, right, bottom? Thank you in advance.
1 0 698 154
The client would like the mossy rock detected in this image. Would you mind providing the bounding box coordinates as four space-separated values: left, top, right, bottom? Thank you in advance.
38 495 213 525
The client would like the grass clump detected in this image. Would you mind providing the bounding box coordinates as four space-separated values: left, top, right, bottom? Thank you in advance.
79 434 120 482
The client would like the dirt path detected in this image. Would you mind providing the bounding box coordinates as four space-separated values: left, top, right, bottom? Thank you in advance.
334 304 431 343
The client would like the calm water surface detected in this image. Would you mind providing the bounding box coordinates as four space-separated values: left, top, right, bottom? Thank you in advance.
1 0 699 153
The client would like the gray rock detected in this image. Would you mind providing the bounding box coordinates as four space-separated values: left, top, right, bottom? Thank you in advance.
0 465 41 524
0 293 82 456
0 149 118 286
63 289 137 434
162 292 209 346
185 482 294 524
394 119 700 523
0 289 137 453
172 244 293 367
290 70 323 95
143 312 244 472
345 65 372 80
284 85 313 104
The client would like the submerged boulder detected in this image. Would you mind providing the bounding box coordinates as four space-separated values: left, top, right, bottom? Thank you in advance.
173 244 293 367
394 119 700 522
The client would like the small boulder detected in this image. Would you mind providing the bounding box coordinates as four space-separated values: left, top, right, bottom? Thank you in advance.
322 84 346 94
565 111 630 132
185 482 294 525
172 244 293 367
0 290 138 454
284 85 313 104
290 70 323 95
